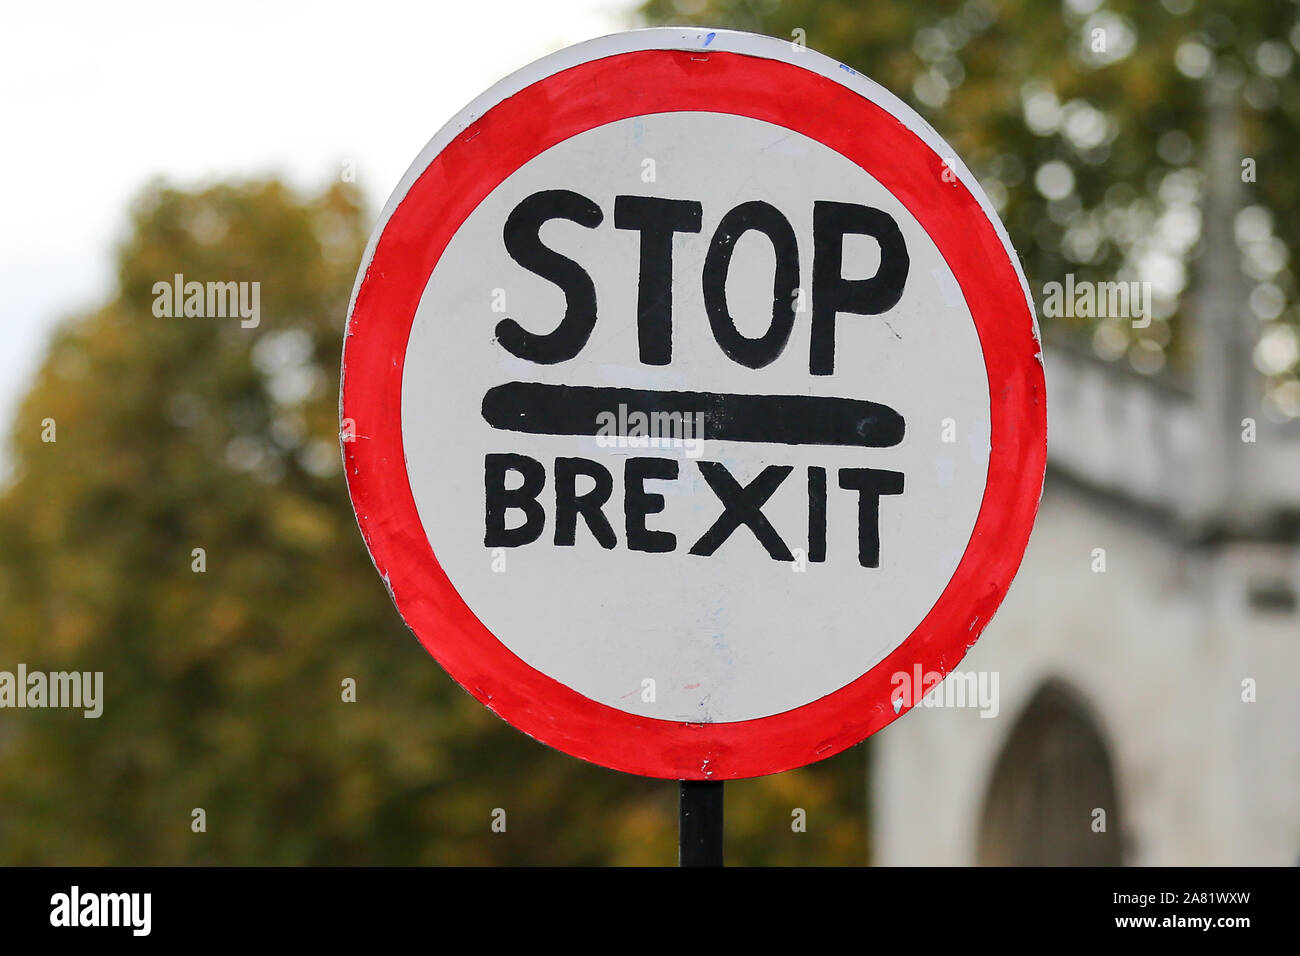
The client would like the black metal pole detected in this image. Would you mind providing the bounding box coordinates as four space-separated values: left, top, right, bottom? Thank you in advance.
678 780 724 866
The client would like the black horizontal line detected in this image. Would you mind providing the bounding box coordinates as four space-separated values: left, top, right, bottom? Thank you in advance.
480 382 905 448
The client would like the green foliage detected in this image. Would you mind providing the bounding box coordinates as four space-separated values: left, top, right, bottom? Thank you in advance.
0 178 865 865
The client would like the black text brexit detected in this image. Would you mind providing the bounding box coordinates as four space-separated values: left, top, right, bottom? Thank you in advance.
485 454 903 569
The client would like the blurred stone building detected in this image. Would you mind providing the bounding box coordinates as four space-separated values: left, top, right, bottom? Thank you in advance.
873 341 1300 865
872 87 1300 865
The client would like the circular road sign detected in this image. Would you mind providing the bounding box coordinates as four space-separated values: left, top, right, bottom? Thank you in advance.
341 27 1046 780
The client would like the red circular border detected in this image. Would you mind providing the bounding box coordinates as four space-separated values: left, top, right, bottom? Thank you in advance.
342 47 1046 779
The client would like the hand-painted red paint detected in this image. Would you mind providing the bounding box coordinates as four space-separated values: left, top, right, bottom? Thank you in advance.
341 46 1046 779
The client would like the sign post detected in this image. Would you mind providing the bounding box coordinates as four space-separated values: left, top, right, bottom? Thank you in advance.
680 780 724 867
341 28 1046 864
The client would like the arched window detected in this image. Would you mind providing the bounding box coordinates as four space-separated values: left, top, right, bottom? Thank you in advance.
976 679 1123 865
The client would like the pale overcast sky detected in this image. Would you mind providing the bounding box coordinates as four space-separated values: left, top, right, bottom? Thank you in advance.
0 0 635 457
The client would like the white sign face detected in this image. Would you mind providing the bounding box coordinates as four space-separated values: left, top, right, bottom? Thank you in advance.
343 28 1045 779
403 111 989 723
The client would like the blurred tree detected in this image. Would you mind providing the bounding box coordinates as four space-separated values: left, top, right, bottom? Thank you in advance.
641 0 1300 418
0 178 865 865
